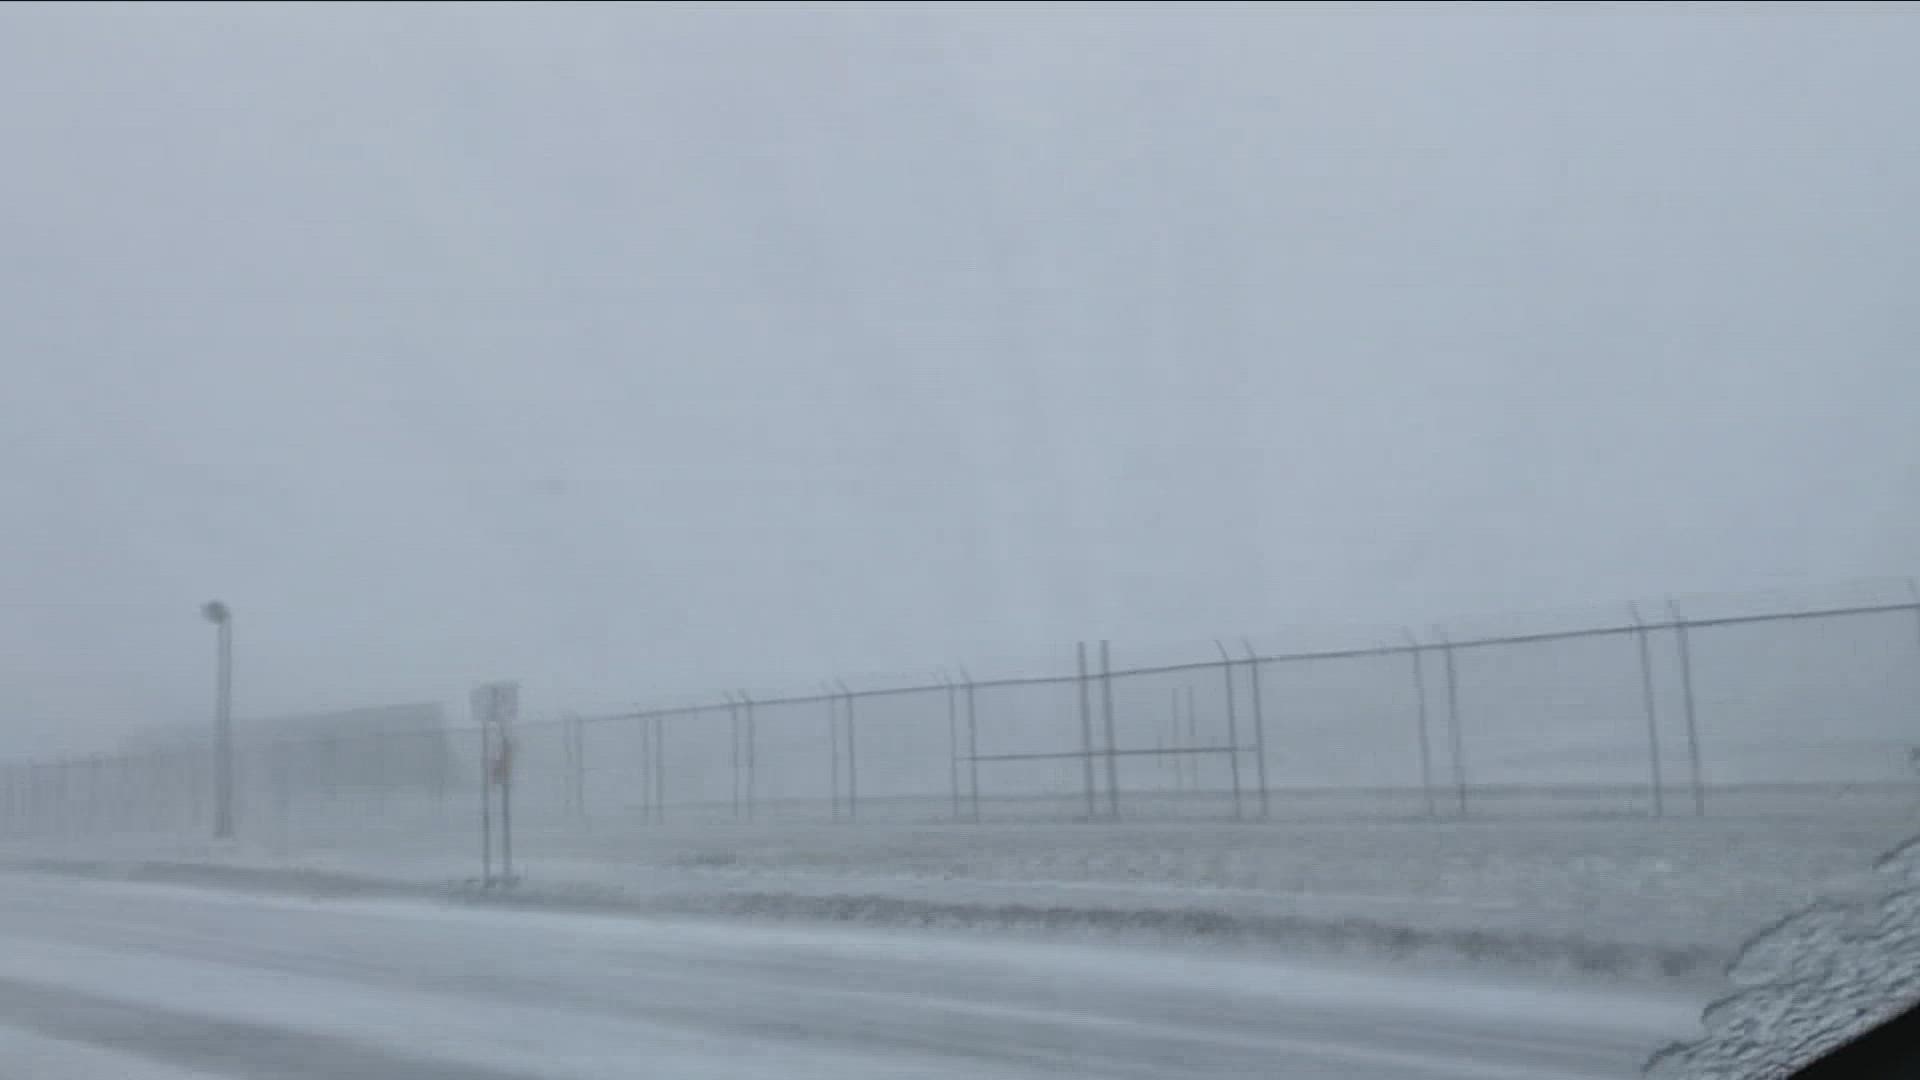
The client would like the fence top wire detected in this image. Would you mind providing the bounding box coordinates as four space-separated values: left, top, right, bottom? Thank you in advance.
568 594 1920 727
15 587 1918 768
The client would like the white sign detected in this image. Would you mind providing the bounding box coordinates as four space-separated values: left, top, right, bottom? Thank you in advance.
471 681 519 731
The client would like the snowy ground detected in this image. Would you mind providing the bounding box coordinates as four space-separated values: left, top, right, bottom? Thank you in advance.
12 796 1914 983
527 810 1916 951
4 792 1912 1077
0 871 1703 1079
1645 833 1920 1077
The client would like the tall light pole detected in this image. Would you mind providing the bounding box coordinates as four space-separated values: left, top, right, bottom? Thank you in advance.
202 600 233 841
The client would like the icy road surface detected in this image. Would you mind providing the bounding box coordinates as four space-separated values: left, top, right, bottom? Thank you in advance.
0 873 1699 1080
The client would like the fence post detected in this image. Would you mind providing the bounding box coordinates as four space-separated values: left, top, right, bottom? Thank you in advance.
1241 639 1270 820
645 712 661 824
1436 627 1467 816
960 667 980 822
654 712 670 824
1213 641 1244 820
824 684 840 822
1168 690 1181 792
1630 604 1664 818
1157 700 1171 791
1175 680 1190 791
479 722 492 886
1166 689 1180 792
726 693 741 821
552 723 564 824
649 711 662 825
942 672 960 821
639 714 650 824
1076 643 1096 818
433 725 449 823
1100 641 1120 818
740 691 756 823
500 735 513 883
1403 629 1437 818
837 680 858 822
1907 580 1920 733
1669 597 1706 817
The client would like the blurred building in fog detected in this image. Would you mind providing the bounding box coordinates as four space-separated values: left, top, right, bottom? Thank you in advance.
124 702 457 800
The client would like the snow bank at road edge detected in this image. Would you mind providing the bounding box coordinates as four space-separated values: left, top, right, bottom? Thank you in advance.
4 856 1721 983
1642 832 1920 1078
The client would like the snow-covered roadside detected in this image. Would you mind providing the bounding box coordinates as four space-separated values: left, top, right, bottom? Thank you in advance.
0 1027 212 1080
2 849 1720 983
1643 832 1920 1077
6 811 1907 987
0 871 1706 1080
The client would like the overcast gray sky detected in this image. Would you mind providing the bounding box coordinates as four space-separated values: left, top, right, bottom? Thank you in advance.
1 3 1915 751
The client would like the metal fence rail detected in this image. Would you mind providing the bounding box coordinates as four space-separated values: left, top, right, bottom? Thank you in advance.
538 590 1920 826
4 584 1918 845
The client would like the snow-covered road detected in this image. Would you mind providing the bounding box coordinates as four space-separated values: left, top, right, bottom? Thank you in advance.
0 873 1699 1079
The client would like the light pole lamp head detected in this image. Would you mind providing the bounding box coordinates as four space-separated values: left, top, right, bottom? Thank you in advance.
202 600 230 625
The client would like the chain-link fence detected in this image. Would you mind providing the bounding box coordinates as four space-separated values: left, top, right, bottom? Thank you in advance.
4 584 1918 848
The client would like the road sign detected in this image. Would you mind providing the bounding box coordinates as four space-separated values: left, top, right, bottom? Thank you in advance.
472 681 518 734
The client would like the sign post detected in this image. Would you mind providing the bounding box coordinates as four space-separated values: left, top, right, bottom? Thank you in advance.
472 681 518 888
